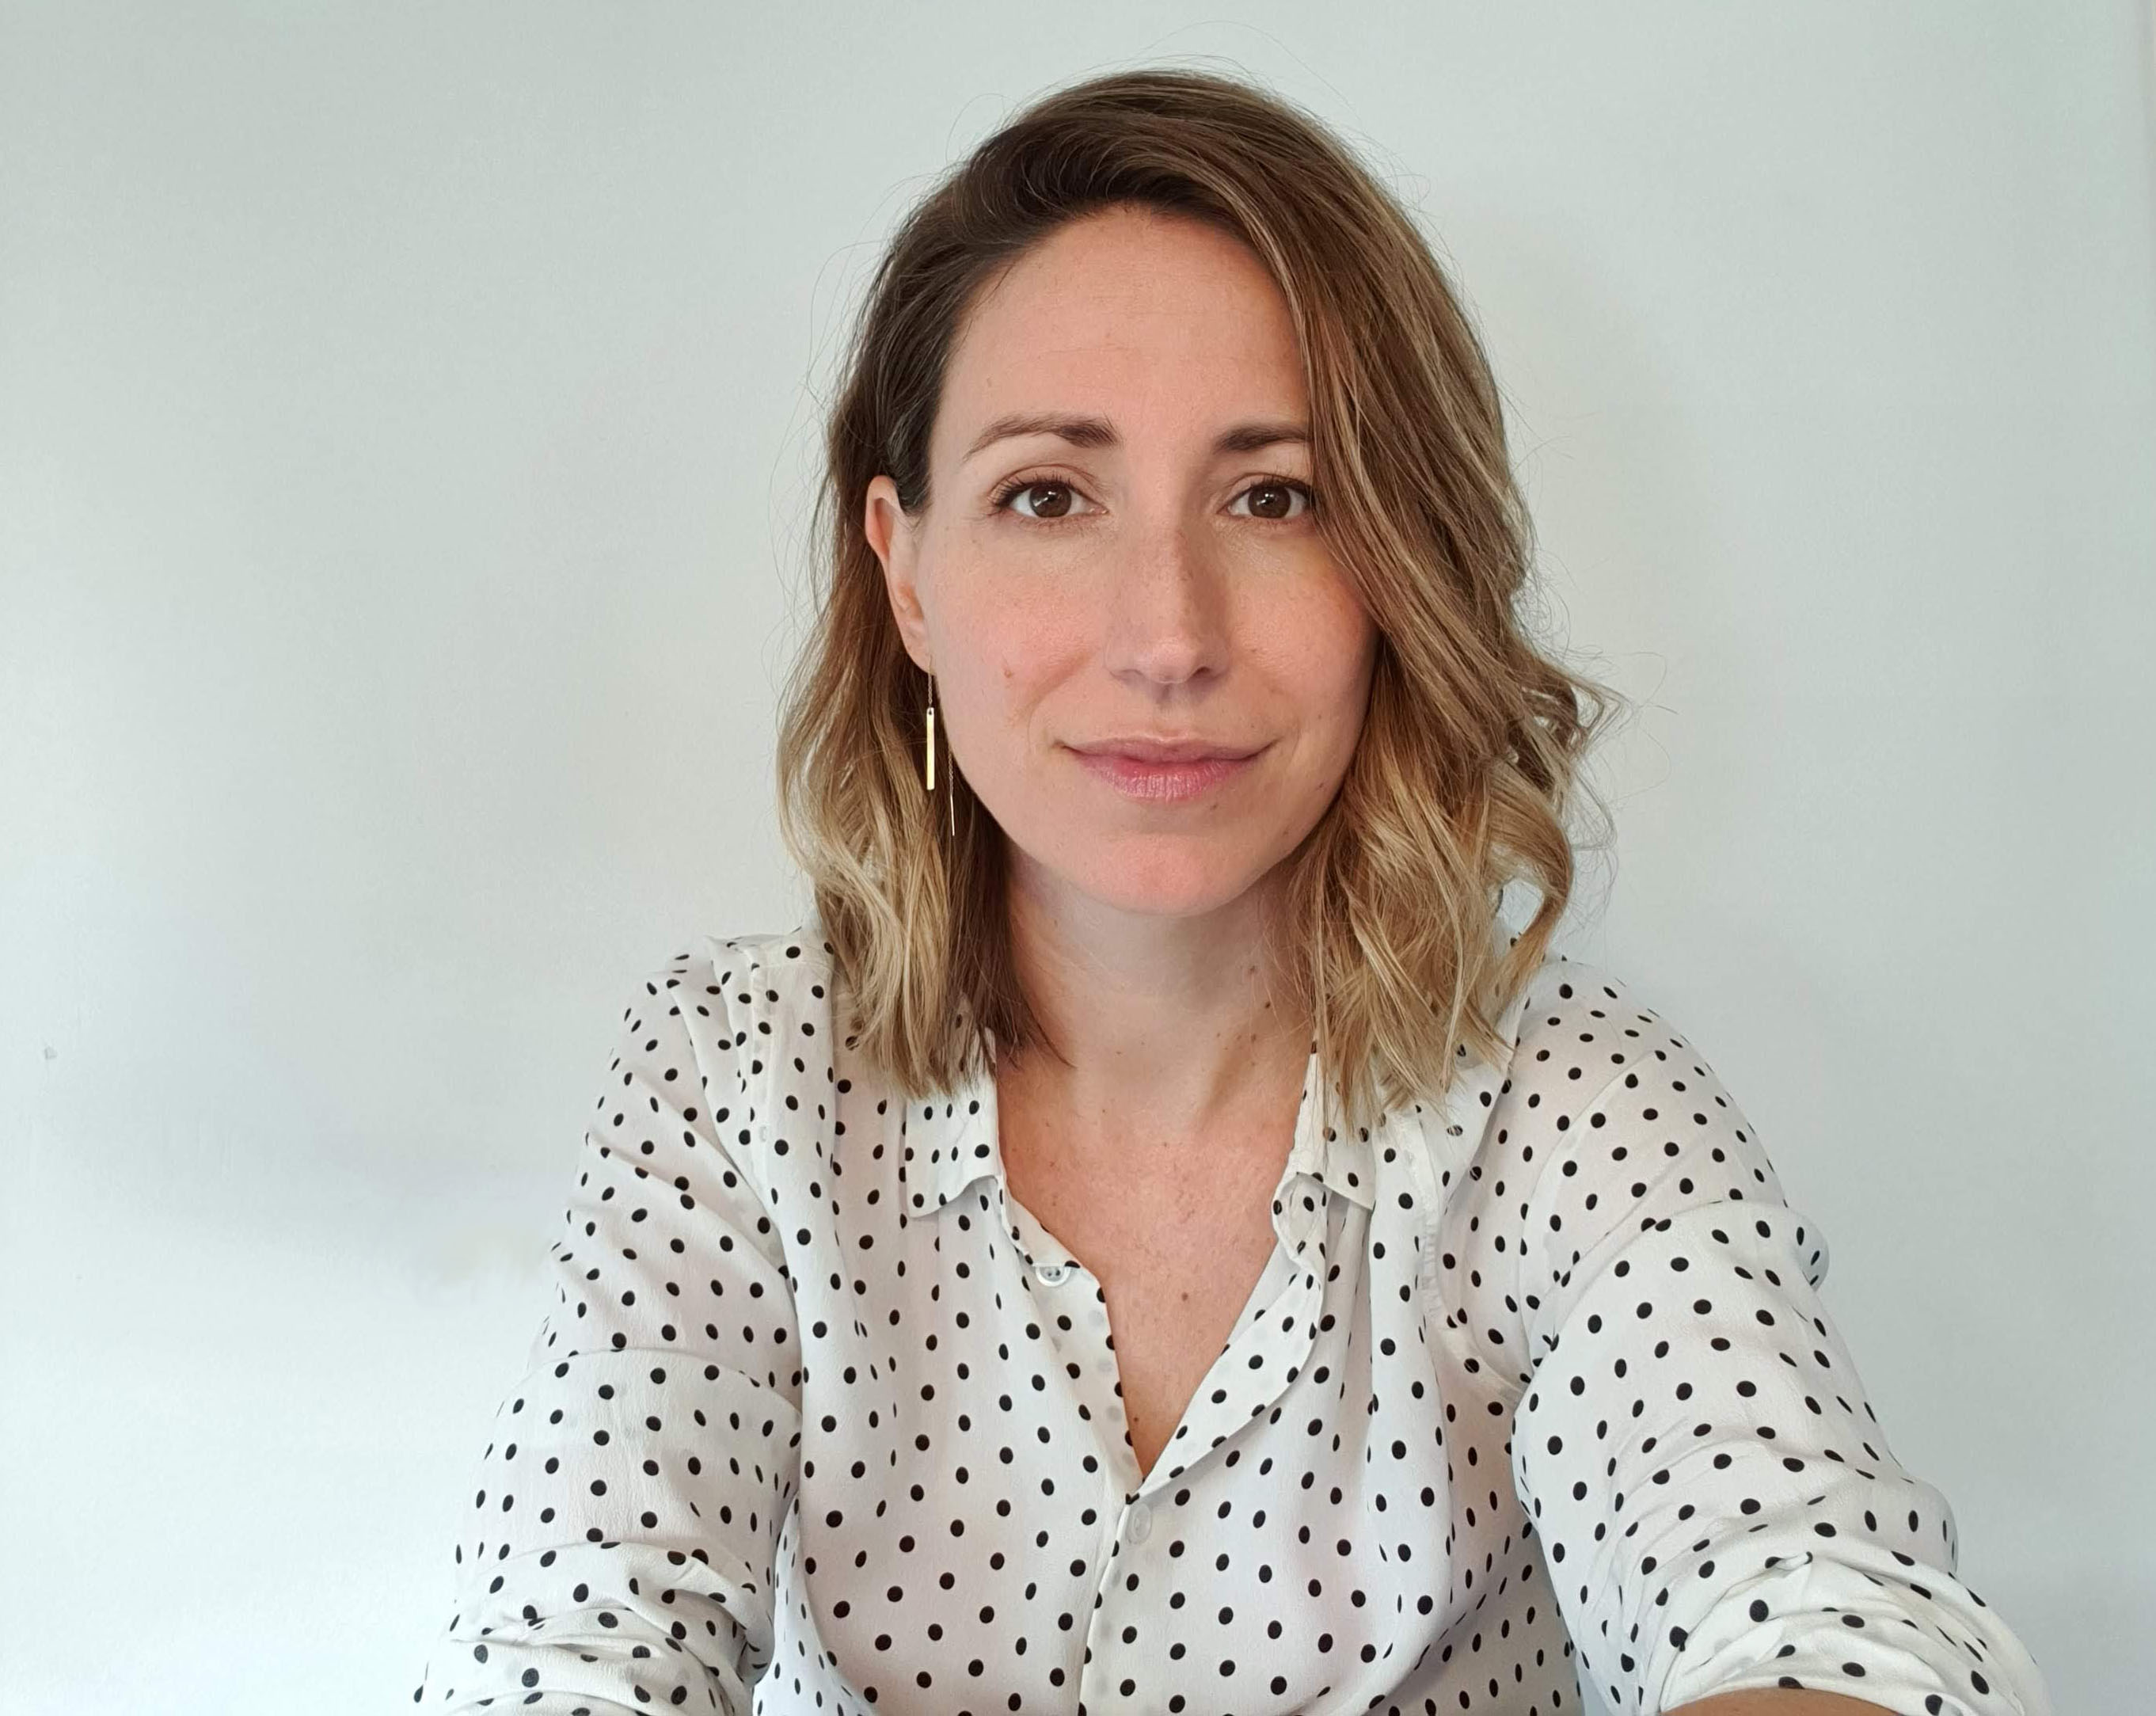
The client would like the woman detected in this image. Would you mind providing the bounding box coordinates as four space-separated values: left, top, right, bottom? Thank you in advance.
413 68 2051 1716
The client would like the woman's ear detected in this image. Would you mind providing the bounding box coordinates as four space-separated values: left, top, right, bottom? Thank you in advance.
865 473 931 672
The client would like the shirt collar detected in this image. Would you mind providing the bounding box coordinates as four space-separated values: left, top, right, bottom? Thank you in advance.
903 1026 1378 1218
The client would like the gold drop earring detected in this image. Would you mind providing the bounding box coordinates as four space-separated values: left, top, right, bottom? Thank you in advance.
926 671 953 836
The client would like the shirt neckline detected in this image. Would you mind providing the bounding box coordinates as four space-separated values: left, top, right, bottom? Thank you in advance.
904 1022 1378 1217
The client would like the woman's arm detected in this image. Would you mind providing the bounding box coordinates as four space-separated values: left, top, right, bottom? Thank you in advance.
410 949 803 1712
1472 961 2051 1716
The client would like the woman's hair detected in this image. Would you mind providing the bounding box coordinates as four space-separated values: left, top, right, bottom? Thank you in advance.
774 64 1626 1140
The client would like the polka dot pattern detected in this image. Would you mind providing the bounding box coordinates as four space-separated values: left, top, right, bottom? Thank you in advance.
413 911 2052 1715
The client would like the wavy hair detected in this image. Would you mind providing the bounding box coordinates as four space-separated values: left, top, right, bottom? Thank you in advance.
774 64 1627 1140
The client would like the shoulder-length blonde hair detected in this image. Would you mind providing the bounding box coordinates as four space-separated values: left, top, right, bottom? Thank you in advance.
774 65 1625 1140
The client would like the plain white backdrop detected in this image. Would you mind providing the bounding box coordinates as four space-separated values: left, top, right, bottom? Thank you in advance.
2 5 2150 1712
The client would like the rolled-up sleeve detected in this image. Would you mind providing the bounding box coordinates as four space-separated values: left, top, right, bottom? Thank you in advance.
1498 967 2053 1716
412 950 803 1713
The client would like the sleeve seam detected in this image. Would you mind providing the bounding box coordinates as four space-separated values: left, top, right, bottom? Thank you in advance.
1497 1055 1641 1382
667 946 785 1217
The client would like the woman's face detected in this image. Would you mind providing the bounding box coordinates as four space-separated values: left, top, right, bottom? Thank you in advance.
865 205 1378 925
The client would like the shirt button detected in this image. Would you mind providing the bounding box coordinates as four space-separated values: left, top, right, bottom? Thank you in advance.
1126 1500 1153 1544
1036 1262 1068 1285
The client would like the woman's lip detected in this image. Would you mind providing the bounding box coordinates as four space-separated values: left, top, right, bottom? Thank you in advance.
1068 746 1262 803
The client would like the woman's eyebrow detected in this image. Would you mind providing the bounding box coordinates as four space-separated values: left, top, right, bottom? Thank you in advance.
962 413 1310 462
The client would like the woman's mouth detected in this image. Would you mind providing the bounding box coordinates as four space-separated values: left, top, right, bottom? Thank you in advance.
1067 746 1264 803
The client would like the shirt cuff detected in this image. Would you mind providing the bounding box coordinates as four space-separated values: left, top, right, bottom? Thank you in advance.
1653 1540 2054 1716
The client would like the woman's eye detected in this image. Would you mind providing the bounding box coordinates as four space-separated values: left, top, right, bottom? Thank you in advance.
994 479 1093 521
1229 480 1316 522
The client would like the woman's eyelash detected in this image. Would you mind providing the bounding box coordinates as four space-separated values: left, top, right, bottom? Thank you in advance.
986 474 1044 511
987 474 1318 519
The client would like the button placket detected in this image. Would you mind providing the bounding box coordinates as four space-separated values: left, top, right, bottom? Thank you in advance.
997 1179 1077 1284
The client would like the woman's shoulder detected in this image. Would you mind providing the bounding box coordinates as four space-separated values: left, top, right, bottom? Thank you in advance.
1490 933 1680 1101
1443 934 1727 1188
642 911 835 995
599 914 837 1090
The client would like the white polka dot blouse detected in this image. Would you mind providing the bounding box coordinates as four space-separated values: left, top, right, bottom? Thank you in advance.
413 911 2052 1715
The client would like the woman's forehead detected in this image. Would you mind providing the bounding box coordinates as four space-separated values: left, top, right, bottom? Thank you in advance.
937 225 1309 465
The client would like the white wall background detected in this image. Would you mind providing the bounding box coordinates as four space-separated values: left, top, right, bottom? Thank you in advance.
3 4 2150 1712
